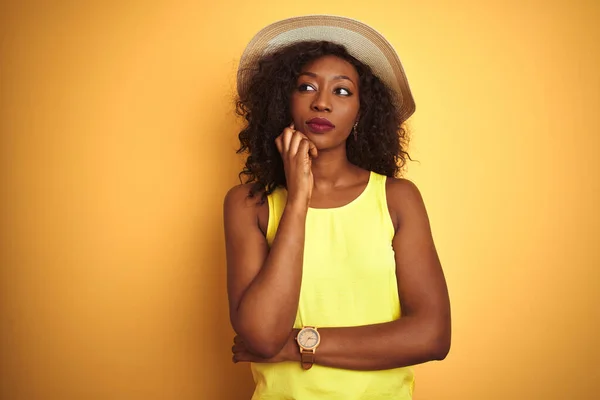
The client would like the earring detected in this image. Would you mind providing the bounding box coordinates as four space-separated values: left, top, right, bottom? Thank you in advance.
352 122 358 140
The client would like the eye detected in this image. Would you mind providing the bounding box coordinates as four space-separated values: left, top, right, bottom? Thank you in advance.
335 87 353 96
298 83 316 92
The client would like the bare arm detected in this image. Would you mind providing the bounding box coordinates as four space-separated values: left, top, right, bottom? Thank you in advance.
225 126 318 359
233 178 451 369
312 179 451 369
224 186 307 358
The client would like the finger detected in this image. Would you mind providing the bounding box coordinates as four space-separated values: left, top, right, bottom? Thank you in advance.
297 139 311 164
232 342 245 352
295 130 308 139
282 127 294 152
308 140 318 159
233 335 242 344
275 135 283 155
233 351 259 363
288 131 306 158
292 132 317 158
290 122 295 130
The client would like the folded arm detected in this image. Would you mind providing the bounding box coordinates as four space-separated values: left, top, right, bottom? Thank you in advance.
233 179 451 370
224 184 307 358
314 179 451 369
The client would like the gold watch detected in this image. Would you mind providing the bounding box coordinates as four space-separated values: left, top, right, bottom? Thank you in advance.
296 326 320 370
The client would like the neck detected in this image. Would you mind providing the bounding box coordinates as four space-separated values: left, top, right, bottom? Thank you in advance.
310 145 359 189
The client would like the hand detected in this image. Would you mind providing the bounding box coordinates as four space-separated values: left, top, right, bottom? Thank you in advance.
275 123 318 209
232 330 300 364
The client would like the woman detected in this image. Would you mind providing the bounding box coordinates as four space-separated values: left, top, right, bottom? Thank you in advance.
224 15 451 399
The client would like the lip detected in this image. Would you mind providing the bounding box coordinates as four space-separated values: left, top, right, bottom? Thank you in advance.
306 117 335 133
307 117 335 127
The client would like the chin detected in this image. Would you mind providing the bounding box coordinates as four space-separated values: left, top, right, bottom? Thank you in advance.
308 135 347 151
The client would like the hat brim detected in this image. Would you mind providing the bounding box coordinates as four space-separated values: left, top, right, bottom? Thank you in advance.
237 15 415 121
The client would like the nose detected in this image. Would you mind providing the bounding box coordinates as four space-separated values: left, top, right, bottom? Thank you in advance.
311 90 332 112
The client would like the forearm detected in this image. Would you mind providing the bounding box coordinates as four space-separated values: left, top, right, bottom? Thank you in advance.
313 316 450 371
235 204 307 355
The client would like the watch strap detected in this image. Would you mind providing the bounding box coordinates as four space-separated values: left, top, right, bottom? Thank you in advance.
301 350 315 370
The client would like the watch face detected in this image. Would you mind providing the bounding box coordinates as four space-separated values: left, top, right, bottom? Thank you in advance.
298 328 319 349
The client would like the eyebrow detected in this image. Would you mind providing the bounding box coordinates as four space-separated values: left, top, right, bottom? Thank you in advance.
299 71 355 84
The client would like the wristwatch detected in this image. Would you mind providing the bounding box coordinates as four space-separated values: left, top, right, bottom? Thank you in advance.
296 326 320 370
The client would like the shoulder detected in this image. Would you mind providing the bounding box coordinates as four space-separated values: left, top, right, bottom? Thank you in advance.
224 183 254 206
224 183 270 234
384 177 428 227
223 183 266 216
385 177 424 204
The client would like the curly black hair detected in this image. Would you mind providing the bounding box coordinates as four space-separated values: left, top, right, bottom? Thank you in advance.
235 40 411 202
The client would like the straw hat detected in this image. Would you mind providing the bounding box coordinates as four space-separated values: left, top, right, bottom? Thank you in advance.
236 15 415 121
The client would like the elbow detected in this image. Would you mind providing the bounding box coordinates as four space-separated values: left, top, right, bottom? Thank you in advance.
245 338 285 359
416 316 451 361
431 336 451 360
429 326 451 361
233 320 289 359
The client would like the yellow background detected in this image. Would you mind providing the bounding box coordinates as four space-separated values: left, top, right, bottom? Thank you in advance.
1 1 599 399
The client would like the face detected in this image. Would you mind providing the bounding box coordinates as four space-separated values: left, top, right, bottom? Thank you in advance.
290 55 360 150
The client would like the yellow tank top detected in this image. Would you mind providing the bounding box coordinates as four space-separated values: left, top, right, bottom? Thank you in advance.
251 171 414 400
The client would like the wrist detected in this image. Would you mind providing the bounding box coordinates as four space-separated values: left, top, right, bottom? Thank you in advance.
296 326 320 370
284 200 309 215
286 329 302 362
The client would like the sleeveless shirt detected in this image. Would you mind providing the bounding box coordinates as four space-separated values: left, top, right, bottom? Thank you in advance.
250 171 415 400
